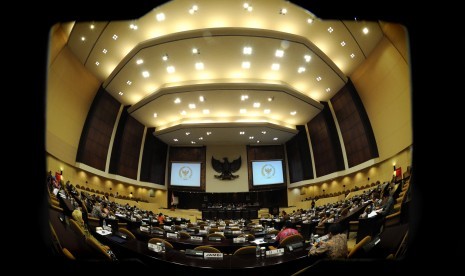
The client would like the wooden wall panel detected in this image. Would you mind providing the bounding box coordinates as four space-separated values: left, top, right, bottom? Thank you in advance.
331 80 379 167
76 87 120 171
308 102 345 176
140 128 168 185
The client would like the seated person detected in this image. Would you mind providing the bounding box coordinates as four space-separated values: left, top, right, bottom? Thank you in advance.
274 220 299 245
375 187 395 216
72 209 111 252
309 223 347 259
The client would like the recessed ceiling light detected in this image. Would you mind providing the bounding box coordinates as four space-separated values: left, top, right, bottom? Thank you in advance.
275 49 284 57
253 102 261 108
156 13 165 21
304 55 311 62
112 34 118 40
199 96 205 102
326 88 331 92
240 131 245 135
242 61 250 69
199 137 203 140
181 111 187 115
81 36 86 41
167 66 175 73
173 138 178 142
279 8 287 15
142 71 150 78
186 132 190 136
243 3 249 9
240 109 247 114
90 24 95 29
189 103 196 109
307 18 314 24
271 63 280 70
129 24 138 30
268 97 274 102
136 59 143 65
247 6 253 12
316 76 322 81
153 113 157 118
203 109 209 114
174 98 181 104
206 132 212 135
298 67 306 73
256 140 260 143
118 92 123 96
195 62 204 70
264 109 271 114
341 41 346 47
102 49 108 54
192 48 199 54
95 61 99 66
191 141 196 144
327 27 333 33
290 111 297 115
350 53 355 58
261 131 267 134
241 95 248 101
363 27 369 34
162 54 168 61
189 5 198 14
126 80 132 85
273 137 278 141
249 136 254 139
243 46 252 55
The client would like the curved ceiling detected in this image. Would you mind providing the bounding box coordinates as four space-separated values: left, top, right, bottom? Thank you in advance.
66 0 384 146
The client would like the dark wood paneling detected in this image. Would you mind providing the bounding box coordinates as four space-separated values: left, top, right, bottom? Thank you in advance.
331 79 379 167
308 102 345 177
172 189 288 209
76 87 120 171
109 107 145 179
285 125 313 183
140 128 168 184
247 145 287 190
168 146 206 191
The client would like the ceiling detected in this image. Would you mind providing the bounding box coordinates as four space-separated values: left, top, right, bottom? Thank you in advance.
66 0 384 146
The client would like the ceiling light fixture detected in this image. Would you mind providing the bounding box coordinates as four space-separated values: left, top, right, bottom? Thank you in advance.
126 80 132 85
173 138 178 142
167 66 175 73
327 27 333 33
142 71 150 78
243 46 252 55
326 88 331 92
186 132 190 136
240 131 245 135
189 5 198 14
95 61 99 66
203 109 209 114
261 131 266 134
316 76 322 81
129 23 138 30
242 61 250 69
249 136 254 139
153 113 157 118
290 111 297 115
102 49 108 54
253 102 261 108
264 109 271 114
240 109 247 114
273 137 278 141
156 13 165 21
191 141 196 144
279 8 287 15
81 36 86 41
271 63 280 70
90 24 95 29
206 132 212 135
189 103 196 109
298 67 306 73
304 55 311 62
136 59 143 65
112 34 118 40
162 54 168 61
199 96 205 102
174 98 181 104
307 18 314 24
350 53 355 58
199 137 203 140
275 49 284 57
241 95 249 101
118 92 123 96
341 41 346 47
181 110 187 115
362 27 369 34
195 62 204 70
268 97 274 102
192 48 199 54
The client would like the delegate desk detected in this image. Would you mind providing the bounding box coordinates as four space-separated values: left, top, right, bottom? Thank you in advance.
132 228 268 254
99 233 311 274
202 209 258 220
